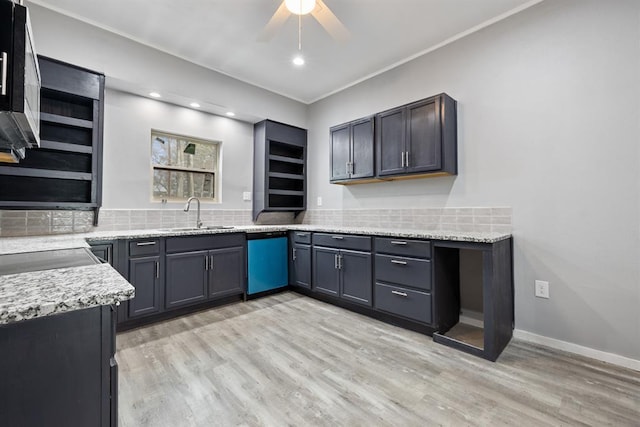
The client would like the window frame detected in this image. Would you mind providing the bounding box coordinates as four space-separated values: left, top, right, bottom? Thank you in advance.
150 129 222 203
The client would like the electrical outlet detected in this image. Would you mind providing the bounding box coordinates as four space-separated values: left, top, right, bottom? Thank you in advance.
535 280 549 299
317 196 323 206
242 191 251 201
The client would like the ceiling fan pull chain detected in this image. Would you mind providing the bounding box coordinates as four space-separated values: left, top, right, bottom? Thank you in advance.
298 12 302 50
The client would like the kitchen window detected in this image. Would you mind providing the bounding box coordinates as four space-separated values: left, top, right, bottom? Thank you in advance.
151 130 221 202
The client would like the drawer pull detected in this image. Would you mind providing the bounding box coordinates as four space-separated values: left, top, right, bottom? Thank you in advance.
136 241 157 246
331 235 344 240
391 290 408 297
296 232 308 237
390 241 407 245
391 259 408 265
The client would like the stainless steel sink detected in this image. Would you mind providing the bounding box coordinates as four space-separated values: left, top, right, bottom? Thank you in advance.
158 225 235 232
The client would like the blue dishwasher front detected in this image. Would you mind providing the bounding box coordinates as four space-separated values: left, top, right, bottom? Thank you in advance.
247 234 288 295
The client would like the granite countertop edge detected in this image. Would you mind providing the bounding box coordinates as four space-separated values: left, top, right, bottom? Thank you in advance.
0 224 510 325
0 264 135 326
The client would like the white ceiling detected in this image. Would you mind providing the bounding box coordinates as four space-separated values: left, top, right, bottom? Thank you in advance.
28 0 540 104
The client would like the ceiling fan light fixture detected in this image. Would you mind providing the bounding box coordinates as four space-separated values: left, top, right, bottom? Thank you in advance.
285 0 316 15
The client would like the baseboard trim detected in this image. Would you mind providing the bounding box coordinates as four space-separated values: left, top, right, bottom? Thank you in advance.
513 329 640 372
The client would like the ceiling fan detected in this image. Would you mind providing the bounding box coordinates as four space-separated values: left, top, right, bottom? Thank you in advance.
259 0 350 43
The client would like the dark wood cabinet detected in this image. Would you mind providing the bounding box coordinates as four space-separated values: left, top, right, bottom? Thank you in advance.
312 246 341 296
166 250 208 309
209 246 245 298
376 94 457 178
128 255 163 318
289 231 312 289
374 237 433 325
0 56 105 221
432 238 514 362
330 116 374 183
253 119 307 220
165 234 246 304
0 305 117 426
312 233 372 307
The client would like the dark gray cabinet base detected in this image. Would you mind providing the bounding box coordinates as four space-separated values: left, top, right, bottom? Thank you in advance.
0 305 116 426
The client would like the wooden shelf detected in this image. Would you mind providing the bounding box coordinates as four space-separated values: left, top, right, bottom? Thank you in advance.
0 166 92 181
268 172 304 180
39 140 93 154
268 154 304 164
269 189 305 196
40 112 94 129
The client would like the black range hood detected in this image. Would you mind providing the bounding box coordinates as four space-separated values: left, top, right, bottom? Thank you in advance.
0 0 41 163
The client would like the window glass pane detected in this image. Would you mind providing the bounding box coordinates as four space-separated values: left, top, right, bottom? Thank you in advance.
151 131 219 201
153 169 215 199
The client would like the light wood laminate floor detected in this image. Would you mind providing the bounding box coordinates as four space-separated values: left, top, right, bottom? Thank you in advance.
117 292 640 426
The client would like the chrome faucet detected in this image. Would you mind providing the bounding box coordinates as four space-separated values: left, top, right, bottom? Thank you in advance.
184 197 202 228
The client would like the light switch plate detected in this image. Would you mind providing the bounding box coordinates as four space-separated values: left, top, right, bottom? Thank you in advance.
535 280 549 299
317 196 323 206
242 191 251 201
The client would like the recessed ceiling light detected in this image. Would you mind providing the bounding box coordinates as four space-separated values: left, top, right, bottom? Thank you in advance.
292 56 305 66
149 92 161 98
226 111 235 117
190 102 200 108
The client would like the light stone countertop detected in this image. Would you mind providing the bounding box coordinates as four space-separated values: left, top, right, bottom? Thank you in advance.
0 224 510 326
0 263 134 325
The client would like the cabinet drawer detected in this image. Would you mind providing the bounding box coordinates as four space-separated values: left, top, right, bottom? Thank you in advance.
375 237 431 258
374 283 432 324
166 233 245 253
313 233 371 251
375 254 431 291
129 239 160 256
291 231 312 244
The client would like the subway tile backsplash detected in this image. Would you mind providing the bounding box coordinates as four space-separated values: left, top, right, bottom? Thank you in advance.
0 207 511 237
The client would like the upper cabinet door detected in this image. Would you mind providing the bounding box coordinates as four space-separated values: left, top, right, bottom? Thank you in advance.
350 117 374 179
376 107 405 177
330 123 351 181
406 97 441 173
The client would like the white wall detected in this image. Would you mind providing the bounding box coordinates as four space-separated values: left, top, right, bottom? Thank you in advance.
307 0 640 360
26 3 307 128
103 89 253 210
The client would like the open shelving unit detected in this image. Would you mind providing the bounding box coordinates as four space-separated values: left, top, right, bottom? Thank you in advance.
432 238 514 361
253 120 307 220
0 56 104 221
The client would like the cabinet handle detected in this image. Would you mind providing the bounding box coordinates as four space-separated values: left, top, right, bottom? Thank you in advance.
391 259 408 265
331 235 344 240
390 241 407 245
401 151 405 168
391 290 408 297
334 254 339 269
136 241 157 246
405 151 410 168
296 232 308 237
292 247 297 261
155 261 160 279
205 255 209 270
346 161 350 175
349 162 354 174
210 255 214 270
0 52 7 96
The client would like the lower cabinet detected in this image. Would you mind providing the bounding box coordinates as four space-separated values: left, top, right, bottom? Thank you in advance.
311 233 372 307
0 305 117 426
209 246 245 298
289 231 312 289
166 251 208 309
128 255 163 318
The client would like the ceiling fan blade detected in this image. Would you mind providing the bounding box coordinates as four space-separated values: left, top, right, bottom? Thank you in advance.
311 0 350 42
258 1 291 42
